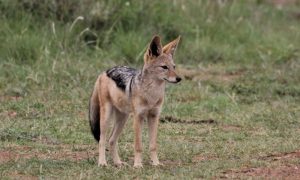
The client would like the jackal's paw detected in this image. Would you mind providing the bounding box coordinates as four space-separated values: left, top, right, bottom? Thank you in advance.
98 161 108 167
133 163 143 168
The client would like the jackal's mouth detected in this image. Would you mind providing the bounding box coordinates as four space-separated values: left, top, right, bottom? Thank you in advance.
163 78 181 84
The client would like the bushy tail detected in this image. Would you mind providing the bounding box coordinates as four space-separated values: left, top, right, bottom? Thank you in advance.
89 89 100 142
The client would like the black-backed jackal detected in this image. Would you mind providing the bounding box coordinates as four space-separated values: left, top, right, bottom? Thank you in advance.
89 35 181 167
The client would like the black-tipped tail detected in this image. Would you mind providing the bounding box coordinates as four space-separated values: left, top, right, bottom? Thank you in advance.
89 92 100 142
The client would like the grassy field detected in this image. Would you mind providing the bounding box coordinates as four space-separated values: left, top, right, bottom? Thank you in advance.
1 0 300 179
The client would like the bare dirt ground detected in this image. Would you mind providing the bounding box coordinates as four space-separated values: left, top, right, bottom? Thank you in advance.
0 143 96 179
220 150 300 179
222 165 300 179
0 144 96 164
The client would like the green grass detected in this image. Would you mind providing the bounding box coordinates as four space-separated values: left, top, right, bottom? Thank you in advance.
1 0 300 179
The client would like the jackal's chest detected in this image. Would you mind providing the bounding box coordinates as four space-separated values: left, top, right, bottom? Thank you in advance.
132 88 164 112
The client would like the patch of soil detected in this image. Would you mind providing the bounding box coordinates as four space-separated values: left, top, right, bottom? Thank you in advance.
0 151 16 164
221 150 300 179
221 165 300 179
259 150 300 161
0 144 96 164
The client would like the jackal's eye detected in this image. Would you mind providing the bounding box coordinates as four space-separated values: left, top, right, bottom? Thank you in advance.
161 66 168 70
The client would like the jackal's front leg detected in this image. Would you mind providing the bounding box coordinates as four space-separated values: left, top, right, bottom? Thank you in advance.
133 114 144 168
148 109 161 166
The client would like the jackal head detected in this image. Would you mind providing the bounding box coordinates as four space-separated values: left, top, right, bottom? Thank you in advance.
143 35 182 83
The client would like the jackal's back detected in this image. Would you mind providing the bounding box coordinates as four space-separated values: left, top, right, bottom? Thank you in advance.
106 66 138 92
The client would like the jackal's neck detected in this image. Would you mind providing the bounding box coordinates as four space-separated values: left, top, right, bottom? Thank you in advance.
138 68 166 92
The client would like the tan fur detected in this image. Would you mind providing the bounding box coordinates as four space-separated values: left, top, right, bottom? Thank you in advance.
90 35 181 167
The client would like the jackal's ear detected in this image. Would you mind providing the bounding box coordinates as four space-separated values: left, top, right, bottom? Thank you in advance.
147 35 162 58
163 36 181 57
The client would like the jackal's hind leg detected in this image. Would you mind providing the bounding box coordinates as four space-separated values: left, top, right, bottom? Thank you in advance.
109 108 129 167
98 103 112 166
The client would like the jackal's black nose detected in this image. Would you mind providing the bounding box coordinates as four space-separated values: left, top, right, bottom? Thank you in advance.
176 77 182 82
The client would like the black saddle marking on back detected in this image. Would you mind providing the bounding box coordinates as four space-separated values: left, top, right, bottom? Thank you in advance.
106 66 137 91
